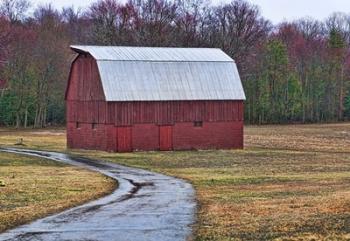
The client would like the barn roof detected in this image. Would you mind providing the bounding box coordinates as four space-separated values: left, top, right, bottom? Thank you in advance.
70 45 246 101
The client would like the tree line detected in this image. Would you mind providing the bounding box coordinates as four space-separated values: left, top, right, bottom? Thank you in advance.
0 0 349 127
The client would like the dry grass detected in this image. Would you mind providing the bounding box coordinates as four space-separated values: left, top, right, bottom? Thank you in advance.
1 123 350 240
245 123 350 153
0 152 116 233
0 128 66 151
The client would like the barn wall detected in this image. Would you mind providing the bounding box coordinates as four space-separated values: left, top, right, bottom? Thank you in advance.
67 100 244 125
173 121 243 150
67 122 116 152
67 120 243 152
132 124 160 151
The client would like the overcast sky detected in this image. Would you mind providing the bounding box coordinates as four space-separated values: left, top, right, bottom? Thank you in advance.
31 0 350 24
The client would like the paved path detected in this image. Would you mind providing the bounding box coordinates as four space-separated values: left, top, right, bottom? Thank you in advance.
0 148 196 241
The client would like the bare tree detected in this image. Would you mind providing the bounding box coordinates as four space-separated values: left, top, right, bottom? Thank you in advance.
33 4 70 128
174 0 210 47
88 0 125 45
0 0 30 23
4 25 36 128
0 16 11 68
130 0 179 46
209 0 271 73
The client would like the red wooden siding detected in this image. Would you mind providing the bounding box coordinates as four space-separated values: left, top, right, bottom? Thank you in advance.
66 100 244 125
66 55 105 101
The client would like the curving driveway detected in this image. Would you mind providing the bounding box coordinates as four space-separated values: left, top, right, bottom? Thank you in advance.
0 148 196 241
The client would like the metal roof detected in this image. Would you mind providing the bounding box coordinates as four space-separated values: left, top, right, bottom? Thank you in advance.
71 46 246 101
71 45 234 62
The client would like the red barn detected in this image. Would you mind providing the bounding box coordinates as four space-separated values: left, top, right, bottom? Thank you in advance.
65 46 246 152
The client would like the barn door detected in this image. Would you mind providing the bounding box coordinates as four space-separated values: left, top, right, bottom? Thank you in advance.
117 127 132 152
159 126 173 151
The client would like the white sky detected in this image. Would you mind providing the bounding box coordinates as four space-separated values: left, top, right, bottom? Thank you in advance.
31 0 350 24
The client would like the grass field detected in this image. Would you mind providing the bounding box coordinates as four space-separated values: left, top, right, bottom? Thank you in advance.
0 151 116 233
1 124 350 240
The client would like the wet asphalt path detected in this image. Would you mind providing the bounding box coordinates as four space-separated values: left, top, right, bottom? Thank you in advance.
0 148 196 241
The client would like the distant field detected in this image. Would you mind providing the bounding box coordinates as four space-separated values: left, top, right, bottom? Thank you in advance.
1 123 350 240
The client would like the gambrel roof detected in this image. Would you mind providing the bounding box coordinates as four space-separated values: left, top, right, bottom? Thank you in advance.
70 45 246 102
